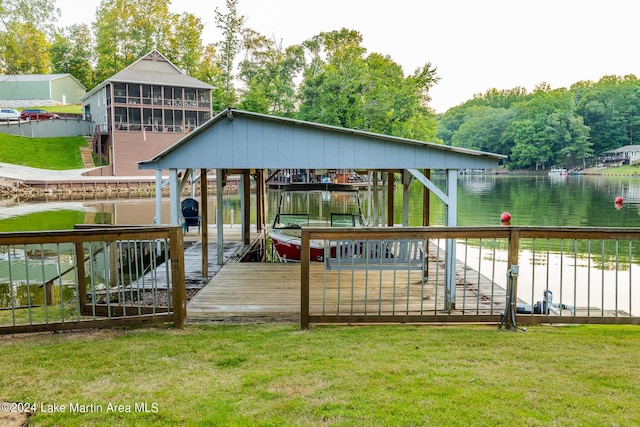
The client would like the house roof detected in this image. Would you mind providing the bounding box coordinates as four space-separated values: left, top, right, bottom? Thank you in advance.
138 108 506 171
0 73 85 88
81 50 213 100
602 145 640 154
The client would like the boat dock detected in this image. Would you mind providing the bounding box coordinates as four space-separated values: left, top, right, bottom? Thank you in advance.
186 241 510 322
130 225 633 324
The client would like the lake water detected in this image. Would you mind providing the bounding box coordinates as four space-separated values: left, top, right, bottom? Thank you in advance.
1 174 640 231
3 173 639 313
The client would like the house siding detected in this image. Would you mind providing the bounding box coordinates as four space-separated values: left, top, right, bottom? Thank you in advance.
50 76 86 104
0 74 85 105
81 50 213 176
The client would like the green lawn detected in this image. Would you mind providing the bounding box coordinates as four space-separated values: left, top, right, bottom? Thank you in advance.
0 134 87 170
1 323 639 426
19 105 83 115
599 164 640 175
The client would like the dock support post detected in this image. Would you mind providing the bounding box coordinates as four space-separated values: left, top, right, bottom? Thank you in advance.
444 168 458 310
216 168 224 265
242 170 251 245
201 169 209 278
155 169 162 224
169 169 179 226
301 229 311 329
387 172 394 226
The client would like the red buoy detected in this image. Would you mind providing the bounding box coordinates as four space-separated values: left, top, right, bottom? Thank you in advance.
500 212 512 222
615 196 624 204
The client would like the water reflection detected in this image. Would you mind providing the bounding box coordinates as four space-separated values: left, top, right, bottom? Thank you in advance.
1 175 640 230
459 174 496 194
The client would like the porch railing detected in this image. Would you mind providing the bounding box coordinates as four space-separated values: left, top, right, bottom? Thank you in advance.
300 226 640 328
0 226 185 335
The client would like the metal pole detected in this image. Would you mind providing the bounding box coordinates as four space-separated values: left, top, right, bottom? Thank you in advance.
155 169 162 224
216 169 224 265
445 169 457 310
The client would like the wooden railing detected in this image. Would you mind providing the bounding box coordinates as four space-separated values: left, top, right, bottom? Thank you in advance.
300 226 640 328
0 226 185 335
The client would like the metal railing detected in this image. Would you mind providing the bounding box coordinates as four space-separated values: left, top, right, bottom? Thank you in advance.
0 226 185 334
300 226 640 328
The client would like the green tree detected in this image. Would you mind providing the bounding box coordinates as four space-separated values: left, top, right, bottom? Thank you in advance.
450 106 515 155
132 0 173 54
93 0 174 82
1 22 50 73
194 44 223 86
50 24 94 88
0 0 57 74
238 29 305 116
506 86 589 169
574 75 640 154
167 13 204 75
298 28 440 141
0 0 57 33
212 0 245 111
94 0 137 81
438 87 528 146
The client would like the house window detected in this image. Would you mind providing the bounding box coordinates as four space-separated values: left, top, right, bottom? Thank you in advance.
174 110 184 132
173 87 183 107
185 88 196 107
164 109 174 132
164 87 173 106
113 83 126 104
197 90 211 108
185 110 197 131
198 111 210 124
128 108 141 131
143 108 153 130
153 109 163 131
127 84 141 104
115 107 127 130
142 85 152 105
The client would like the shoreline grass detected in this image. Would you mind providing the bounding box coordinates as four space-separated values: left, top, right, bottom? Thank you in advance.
0 134 87 170
1 323 639 426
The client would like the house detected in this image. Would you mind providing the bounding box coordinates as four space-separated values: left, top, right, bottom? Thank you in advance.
80 50 214 176
0 73 86 106
600 145 640 167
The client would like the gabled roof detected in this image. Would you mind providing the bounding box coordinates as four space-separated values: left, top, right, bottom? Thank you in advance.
0 73 85 88
603 145 640 154
81 50 213 100
138 108 506 171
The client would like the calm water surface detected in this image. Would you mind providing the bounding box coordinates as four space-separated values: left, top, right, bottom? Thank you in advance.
2 174 640 231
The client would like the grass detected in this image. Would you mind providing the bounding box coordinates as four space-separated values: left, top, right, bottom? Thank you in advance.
594 164 640 175
601 164 640 175
1 323 639 426
0 134 87 170
0 210 88 232
19 105 83 115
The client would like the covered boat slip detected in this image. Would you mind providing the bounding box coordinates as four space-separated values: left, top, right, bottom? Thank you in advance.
138 108 505 313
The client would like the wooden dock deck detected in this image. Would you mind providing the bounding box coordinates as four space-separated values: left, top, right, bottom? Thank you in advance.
131 224 261 289
187 246 510 321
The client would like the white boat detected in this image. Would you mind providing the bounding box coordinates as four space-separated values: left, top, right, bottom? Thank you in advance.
548 166 568 176
268 183 366 262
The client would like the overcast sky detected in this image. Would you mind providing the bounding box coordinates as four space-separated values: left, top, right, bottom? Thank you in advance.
55 0 640 113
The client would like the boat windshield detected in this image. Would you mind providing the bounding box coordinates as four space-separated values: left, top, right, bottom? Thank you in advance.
273 183 365 228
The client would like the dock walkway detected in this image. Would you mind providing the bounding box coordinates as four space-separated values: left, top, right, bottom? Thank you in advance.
130 224 257 290
187 242 509 322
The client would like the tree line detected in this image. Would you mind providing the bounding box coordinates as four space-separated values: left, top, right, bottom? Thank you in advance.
0 0 440 144
439 75 640 170
1 0 636 170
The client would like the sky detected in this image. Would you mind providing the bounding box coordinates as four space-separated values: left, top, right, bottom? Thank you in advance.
55 0 640 113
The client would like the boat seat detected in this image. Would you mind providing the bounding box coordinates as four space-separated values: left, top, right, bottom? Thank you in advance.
325 238 426 271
